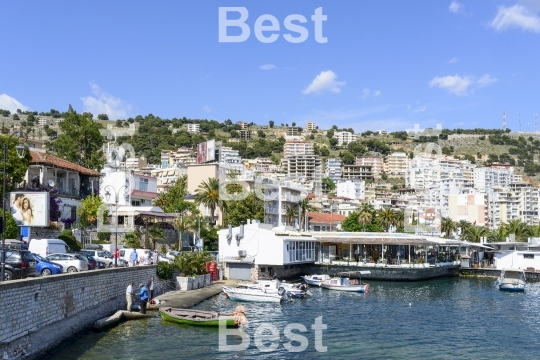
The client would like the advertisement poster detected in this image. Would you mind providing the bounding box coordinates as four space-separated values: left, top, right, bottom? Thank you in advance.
197 141 207 164
9 192 50 227
206 139 216 162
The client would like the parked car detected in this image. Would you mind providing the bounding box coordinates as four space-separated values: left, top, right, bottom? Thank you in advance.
28 238 69 257
101 250 127 266
33 253 63 276
81 254 98 270
80 249 114 267
3 249 37 281
158 254 173 263
97 260 106 269
46 253 88 273
165 251 181 260
85 244 103 250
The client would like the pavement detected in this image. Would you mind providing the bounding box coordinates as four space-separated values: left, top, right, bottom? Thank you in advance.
149 279 238 310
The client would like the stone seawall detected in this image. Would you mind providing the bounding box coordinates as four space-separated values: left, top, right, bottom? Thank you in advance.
0 266 161 360
460 268 540 281
303 264 460 281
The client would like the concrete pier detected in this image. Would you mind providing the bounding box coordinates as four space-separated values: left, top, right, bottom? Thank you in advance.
149 279 238 309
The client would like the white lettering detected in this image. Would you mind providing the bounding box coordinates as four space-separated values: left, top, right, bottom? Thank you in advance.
283 14 309 43
254 14 280 43
254 323 280 352
283 323 309 352
311 7 328 43
219 7 250 43
311 316 327 352
218 320 250 351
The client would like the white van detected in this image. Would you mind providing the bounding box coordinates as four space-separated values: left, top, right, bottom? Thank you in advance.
28 239 69 257
121 248 153 265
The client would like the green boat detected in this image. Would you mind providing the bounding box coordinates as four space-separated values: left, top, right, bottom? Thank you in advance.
159 307 239 327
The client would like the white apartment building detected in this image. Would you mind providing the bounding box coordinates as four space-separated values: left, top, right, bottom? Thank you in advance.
283 141 314 157
151 167 187 194
487 183 540 228
161 147 196 168
341 164 373 180
333 131 357 146
306 122 316 131
474 166 517 192
219 146 244 173
187 123 200 133
356 156 384 179
100 167 158 208
284 155 323 194
385 152 409 178
336 180 365 200
324 158 342 182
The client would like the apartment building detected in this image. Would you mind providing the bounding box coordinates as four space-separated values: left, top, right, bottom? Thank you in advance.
324 158 342 182
509 183 540 225
286 127 300 136
333 131 357 146
218 146 244 173
341 164 373 180
239 130 251 140
306 122 316 131
236 121 248 130
384 152 409 178
336 179 365 200
474 166 517 192
284 155 323 193
187 123 200 133
356 156 384 179
283 141 315 157
161 147 196 168
448 191 488 227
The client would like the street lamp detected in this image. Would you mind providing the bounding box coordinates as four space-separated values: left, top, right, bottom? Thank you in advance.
1 130 27 282
104 183 129 267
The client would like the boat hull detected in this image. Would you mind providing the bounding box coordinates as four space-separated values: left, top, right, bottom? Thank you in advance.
159 308 237 327
321 284 369 293
223 286 283 303
301 275 330 287
497 280 526 292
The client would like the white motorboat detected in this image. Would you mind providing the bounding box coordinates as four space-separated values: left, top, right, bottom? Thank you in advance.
245 279 308 298
321 271 371 293
278 282 310 298
495 268 526 292
300 274 331 286
222 286 285 303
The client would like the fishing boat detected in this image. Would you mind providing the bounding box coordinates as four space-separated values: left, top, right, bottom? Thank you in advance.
223 286 285 303
159 307 240 327
321 271 371 293
278 282 310 298
301 274 331 286
495 268 526 292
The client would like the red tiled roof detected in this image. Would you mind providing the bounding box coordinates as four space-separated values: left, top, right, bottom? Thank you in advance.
30 151 101 176
308 212 346 223
131 189 158 199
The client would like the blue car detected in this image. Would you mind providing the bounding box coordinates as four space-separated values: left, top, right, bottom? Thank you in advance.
33 253 63 276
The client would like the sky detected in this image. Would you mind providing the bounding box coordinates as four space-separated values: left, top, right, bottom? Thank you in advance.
1 0 540 133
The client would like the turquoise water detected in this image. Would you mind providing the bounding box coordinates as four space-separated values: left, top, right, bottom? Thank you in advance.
49 278 540 360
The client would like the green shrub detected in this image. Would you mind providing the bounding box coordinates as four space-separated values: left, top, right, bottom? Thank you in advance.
58 234 82 252
97 232 111 242
156 261 174 280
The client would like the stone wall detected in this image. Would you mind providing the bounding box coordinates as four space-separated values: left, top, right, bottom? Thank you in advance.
0 266 161 360
303 264 460 281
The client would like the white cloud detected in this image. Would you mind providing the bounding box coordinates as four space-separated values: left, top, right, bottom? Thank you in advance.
447 57 458 64
430 73 498 95
361 88 370 99
0 94 30 113
361 88 381 99
373 90 381 97
477 74 498 87
302 70 346 95
430 75 472 96
490 4 540 32
81 83 132 120
203 105 211 113
260 64 278 70
449 1 464 14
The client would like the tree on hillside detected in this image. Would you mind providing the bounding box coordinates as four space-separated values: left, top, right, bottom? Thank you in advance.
48 106 104 171
77 194 103 228
195 178 226 226
97 114 109 120
269 120 274 128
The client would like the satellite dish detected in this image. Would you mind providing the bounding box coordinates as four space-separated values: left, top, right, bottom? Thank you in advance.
48 179 55 187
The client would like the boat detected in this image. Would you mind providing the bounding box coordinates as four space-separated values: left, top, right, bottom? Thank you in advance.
301 274 331 286
278 282 310 298
159 307 241 327
320 271 371 293
223 286 285 303
495 268 526 292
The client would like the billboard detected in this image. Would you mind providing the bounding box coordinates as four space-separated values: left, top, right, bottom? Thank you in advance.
197 140 216 164
9 192 50 227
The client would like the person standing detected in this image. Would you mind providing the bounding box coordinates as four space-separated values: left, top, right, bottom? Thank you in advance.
126 282 134 311
130 249 138 267
138 284 149 314
152 251 158 265
147 276 155 301
354 247 359 263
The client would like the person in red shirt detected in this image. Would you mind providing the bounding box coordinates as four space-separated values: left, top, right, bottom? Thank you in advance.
114 248 121 266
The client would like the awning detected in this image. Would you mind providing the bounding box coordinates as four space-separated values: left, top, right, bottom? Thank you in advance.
311 231 463 246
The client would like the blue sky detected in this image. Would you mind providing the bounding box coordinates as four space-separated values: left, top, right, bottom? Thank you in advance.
1 0 540 132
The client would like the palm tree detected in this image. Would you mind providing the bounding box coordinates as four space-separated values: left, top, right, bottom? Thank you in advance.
285 206 298 227
299 198 317 231
195 178 226 226
440 217 457 238
526 223 540 238
507 219 528 242
464 226 488 243
457 220 472 240
357 211 372 232
487 223 508 242
359 202 375 215
376 208 395 232
392 210 405 231
153 192 167 208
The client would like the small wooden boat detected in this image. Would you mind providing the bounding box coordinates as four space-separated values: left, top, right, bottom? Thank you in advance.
321 271 371 293
301 274 331 286
223 286 285 303
159 307 239 326
495 268 526 292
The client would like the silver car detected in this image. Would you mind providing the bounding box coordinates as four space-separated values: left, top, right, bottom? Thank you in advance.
46 253 88 273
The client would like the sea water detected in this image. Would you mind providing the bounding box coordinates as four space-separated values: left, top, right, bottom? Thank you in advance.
48 278 540 360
